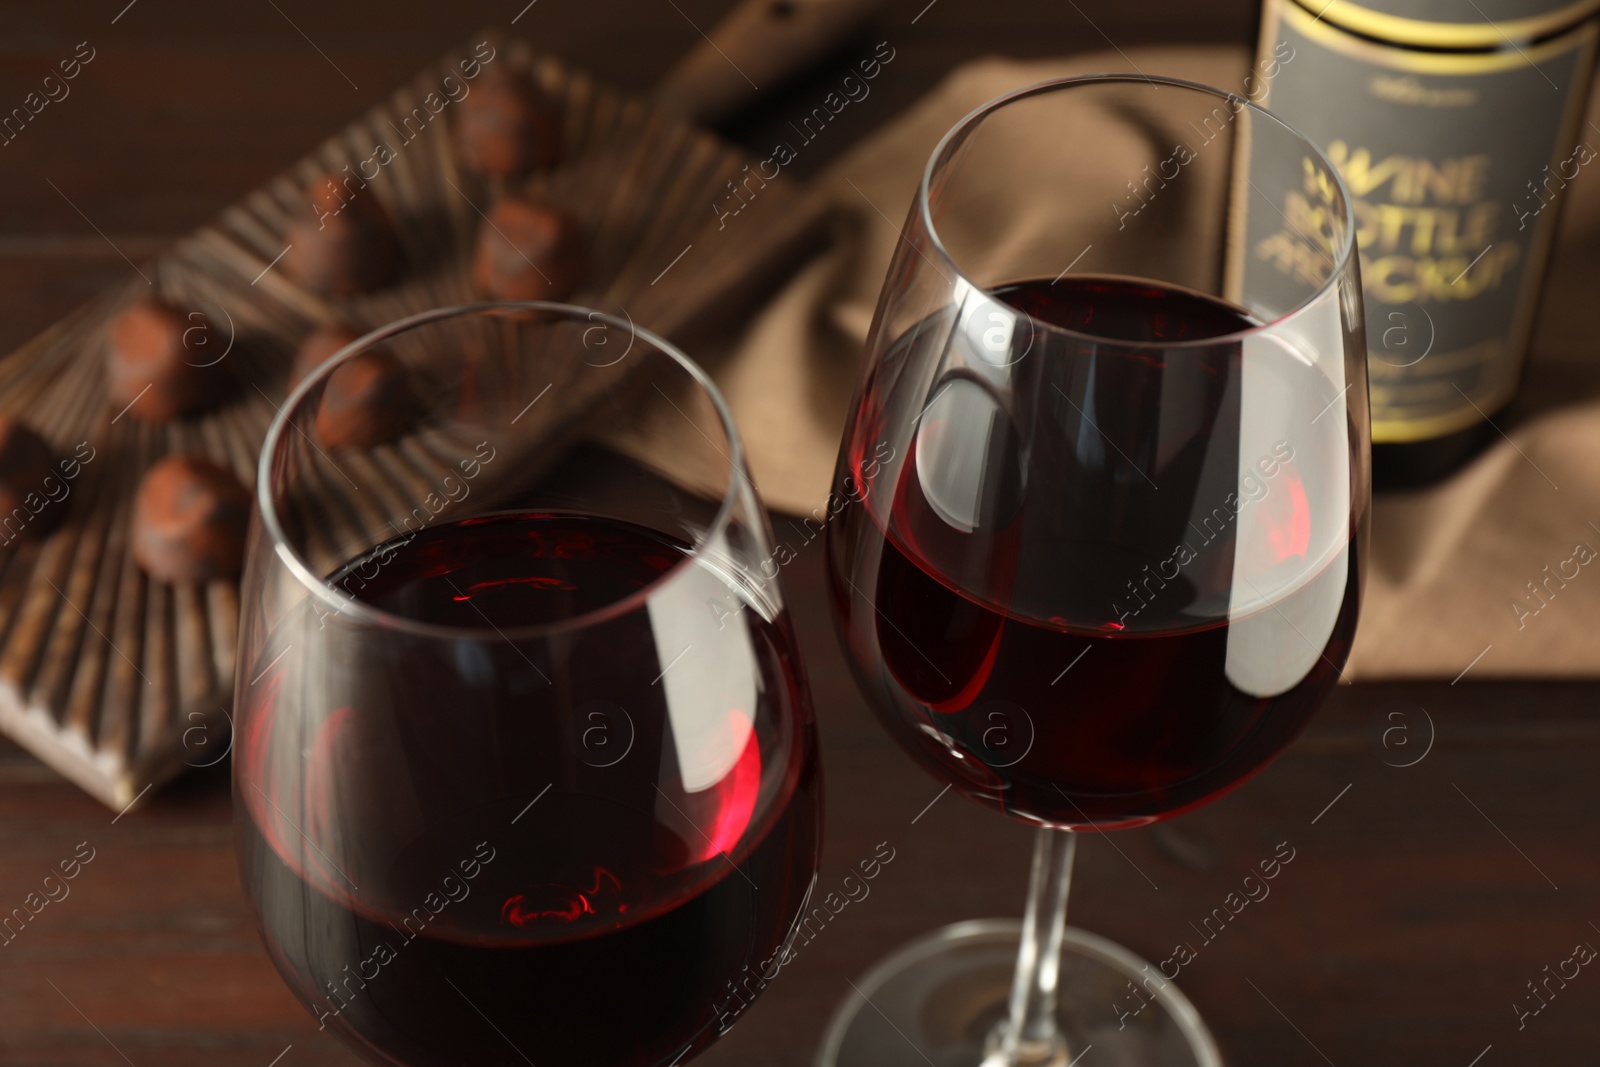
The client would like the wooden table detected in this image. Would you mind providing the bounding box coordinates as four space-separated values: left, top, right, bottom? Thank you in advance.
1 2 1597 1064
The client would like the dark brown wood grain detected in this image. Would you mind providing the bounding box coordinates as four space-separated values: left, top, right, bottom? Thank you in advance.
0 1 1595 1065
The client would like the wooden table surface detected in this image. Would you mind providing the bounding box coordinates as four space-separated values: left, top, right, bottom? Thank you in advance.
2 1 1597 1065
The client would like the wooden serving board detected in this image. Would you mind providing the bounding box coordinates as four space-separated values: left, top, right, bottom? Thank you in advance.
0 31 824 812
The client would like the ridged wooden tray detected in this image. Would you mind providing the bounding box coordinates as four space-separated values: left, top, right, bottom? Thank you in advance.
0 31 820 811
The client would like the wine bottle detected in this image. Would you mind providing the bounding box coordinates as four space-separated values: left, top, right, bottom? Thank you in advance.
1254 0 1600 486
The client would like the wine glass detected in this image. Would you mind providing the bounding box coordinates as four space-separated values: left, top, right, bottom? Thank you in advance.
821 75 1367 1065
235 304 821 1067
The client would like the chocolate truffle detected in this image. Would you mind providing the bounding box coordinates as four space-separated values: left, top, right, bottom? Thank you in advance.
106 301 230 422
132 455 252 582
0 418 62 541
281 173 402 298
314 349 417 450
291 325 362 386
471 198 587 302
455 63 561 178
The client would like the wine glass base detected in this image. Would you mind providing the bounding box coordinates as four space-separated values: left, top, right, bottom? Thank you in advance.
815 920 1223 1067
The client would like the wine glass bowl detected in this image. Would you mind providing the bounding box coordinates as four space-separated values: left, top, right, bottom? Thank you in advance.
827 76 1367 832
822 75 1368 1065
235 305 820 1067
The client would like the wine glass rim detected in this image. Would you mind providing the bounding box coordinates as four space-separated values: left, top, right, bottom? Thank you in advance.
917 72 1359 349
256 301 751 640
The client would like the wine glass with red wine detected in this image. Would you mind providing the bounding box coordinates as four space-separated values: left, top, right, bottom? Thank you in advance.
820 75 1367 1065
235 305 820 1067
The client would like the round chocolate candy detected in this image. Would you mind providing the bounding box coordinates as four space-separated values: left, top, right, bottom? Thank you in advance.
132 455 252 582
471 197 587 302
455 63 561 178
314 348 417 450
106 300 230 422
0 418 62 541
291 325 363 387
282 173 402 298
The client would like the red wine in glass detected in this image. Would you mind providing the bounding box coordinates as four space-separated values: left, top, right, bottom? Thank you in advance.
239 513 820 1067
827 276 1360 829
816 74 1367 1067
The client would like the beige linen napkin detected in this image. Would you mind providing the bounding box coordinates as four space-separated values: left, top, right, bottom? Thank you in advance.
675 46 1600 681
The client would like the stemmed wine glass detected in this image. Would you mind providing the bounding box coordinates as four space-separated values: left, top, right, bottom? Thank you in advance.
235 304 820 1066
821 75 1367 1065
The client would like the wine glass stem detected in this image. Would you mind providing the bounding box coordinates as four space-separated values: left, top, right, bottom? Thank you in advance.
999 827 1077 1066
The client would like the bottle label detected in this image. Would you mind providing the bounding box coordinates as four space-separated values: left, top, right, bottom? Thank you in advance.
1255 0 1598 442
1307 0 1600 50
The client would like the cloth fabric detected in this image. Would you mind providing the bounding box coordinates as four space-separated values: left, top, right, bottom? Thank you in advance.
688 46 1600 680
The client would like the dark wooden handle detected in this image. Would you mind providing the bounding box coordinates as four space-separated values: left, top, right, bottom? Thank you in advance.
656 0 881 125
